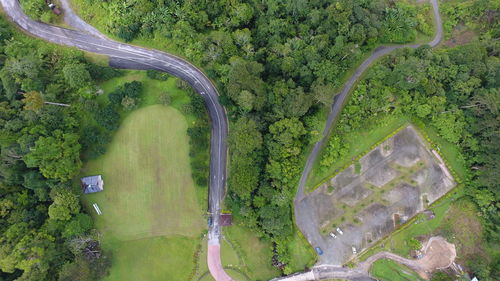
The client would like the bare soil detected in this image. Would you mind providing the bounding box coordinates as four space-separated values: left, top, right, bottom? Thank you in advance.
415 237 457 278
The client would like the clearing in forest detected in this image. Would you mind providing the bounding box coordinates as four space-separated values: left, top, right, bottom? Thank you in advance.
82 105 205 240
307 125 455 264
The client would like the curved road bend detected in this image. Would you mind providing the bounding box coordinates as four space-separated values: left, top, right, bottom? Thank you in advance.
0 0 232 280
292 0 443 277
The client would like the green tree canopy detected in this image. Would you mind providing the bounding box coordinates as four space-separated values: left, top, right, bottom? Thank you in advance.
63 63 92 89
24 130 82 181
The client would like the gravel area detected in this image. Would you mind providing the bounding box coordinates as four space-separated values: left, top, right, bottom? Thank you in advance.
295 126 456 265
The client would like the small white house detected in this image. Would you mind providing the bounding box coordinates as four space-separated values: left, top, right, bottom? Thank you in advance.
81 175 104 194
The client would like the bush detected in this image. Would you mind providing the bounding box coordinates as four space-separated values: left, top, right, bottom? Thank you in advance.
158 92 171 105
95 105 120 131
116 23 140 42
88 64 123 81
407 237 422 251
121 96 139 111
430 272 453 281
146 70 170 81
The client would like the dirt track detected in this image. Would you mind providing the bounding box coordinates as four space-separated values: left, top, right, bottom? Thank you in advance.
358 236 456 279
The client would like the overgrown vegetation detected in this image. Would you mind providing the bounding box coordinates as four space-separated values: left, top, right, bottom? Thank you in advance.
20 0 61 23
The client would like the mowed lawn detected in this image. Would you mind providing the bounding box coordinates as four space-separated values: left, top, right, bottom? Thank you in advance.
103 236 198 281
81 105 205 280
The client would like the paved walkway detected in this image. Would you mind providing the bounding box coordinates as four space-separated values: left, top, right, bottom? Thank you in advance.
208 245 234 281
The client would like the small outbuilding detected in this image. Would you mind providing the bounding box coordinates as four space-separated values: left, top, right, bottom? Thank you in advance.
220 214 232 226
81 175 104 194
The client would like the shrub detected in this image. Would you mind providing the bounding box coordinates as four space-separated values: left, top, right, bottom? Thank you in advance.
146 70 170 81
158 92 171 105
407 237 422 250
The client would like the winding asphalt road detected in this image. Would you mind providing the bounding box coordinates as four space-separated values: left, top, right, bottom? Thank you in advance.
291 0 443 278
0 0 232 280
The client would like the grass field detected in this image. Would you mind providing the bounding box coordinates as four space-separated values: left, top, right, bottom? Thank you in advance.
370 259 424 281
80 73 208 280
82 104 206 280
80 72 288 280
82 105 205 240
103 235 199 281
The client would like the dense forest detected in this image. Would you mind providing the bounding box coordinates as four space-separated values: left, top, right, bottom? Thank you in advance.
0 17 122 280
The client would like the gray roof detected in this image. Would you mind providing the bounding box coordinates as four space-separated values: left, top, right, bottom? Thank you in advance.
81 175 104 194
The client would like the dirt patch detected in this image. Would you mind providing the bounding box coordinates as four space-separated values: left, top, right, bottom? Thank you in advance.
361 237 456 280
414 237 456 279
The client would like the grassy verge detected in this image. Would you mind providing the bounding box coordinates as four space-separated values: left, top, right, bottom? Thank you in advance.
370 259 424 281
222 225 280 280
288 230 317 272
192 235 251 281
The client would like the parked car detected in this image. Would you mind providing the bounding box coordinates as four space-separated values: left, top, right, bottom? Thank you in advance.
352 246 357 254
207 216 213 227
315 247 323 255
336 227 344 235
329 232 337 239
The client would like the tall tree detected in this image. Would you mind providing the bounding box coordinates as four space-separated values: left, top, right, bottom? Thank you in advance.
24 130 82 181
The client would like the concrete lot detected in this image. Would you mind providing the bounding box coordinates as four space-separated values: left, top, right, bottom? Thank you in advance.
298 126 455 265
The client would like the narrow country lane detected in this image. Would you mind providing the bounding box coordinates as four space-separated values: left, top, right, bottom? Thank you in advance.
0 0 232 280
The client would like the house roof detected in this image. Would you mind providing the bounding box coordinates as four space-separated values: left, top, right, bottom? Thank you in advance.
81 175 104 194
220 214 232 226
